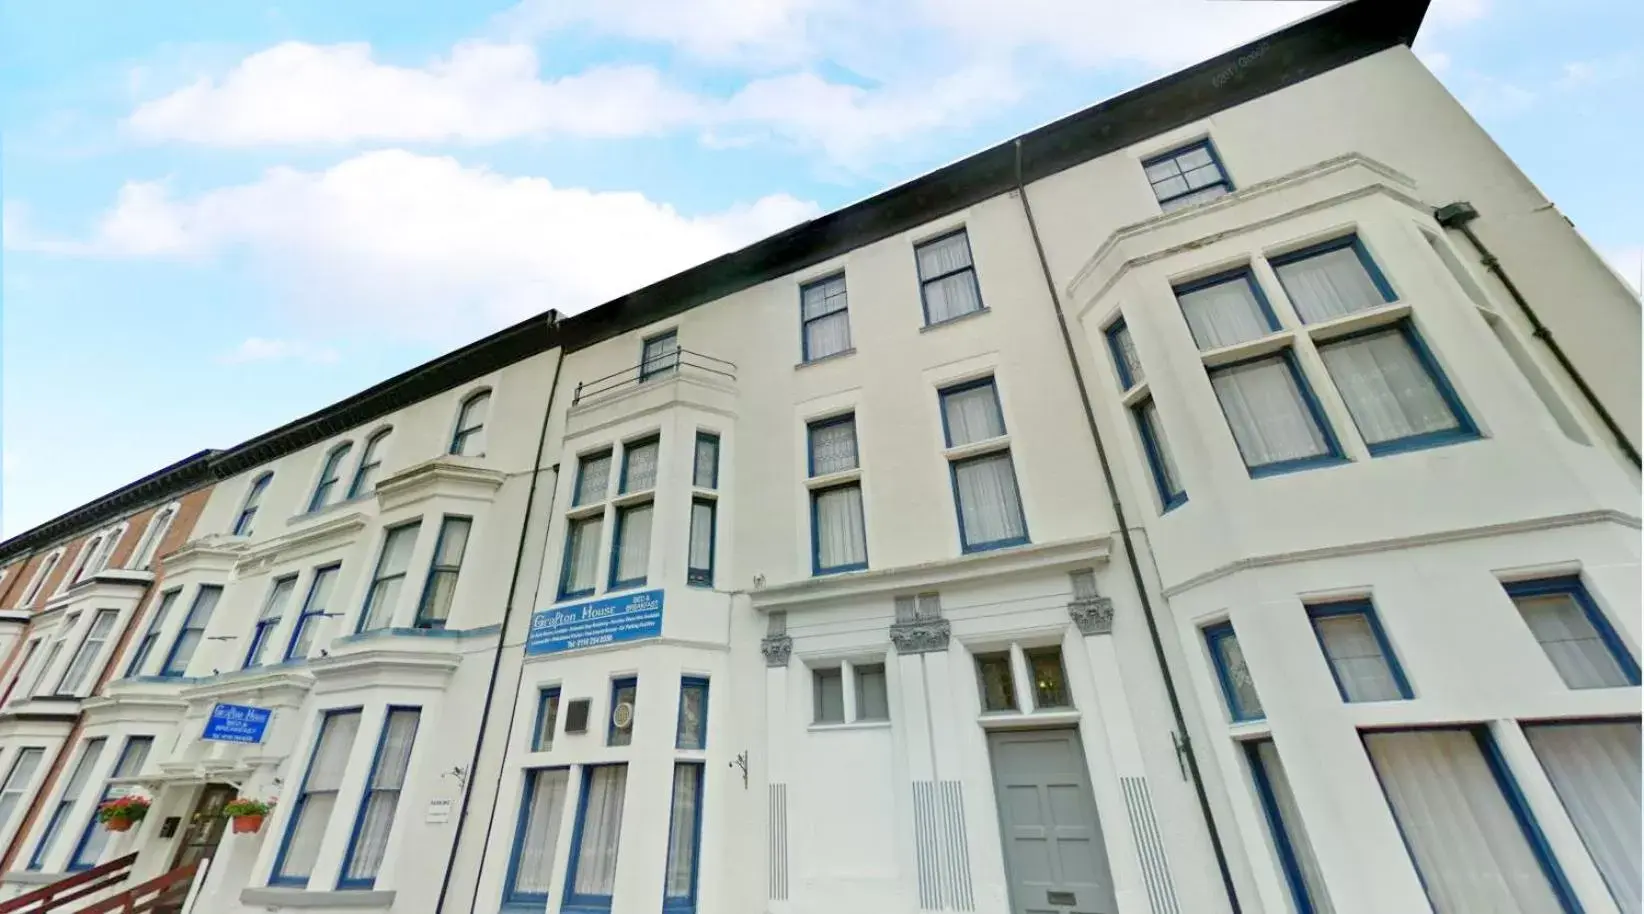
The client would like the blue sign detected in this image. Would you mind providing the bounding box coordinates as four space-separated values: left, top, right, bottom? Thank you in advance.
202 703 273 744
527 589 665 656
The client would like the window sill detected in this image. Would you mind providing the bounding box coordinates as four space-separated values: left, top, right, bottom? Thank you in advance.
241 888 396 909
1160 494 1188 514
1198 330 1295 369
797 347 857 369
960 536 1032 555
808 720 892 733
611 490 655 508
1228 719 1272 740
805 467 861 491
1247 454 1350 479
977 709 1080 729
942 436 1010 463
812 562 869 577
1365 429 1481 457
1120 382 1152 409
920 307 991 332
1301 301 1410 343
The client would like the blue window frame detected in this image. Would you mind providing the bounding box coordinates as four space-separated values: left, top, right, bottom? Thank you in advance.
160 585 222 678
559 516 603 601
286 565 340 662
30 738 105 870
233 471 273 536
608 502 653 591
1245 739 1332 914
640 331 679 382
339 707 421 889
800 273 852 362
1505 576 1640 688
415 515 472 629
1106 319 1143 389
1134 398 1187 511
125 589 179 677
1363 726 1583 914
1269 234 1397 323
534 687 561 752
939 378 1029 552
68 736 152 871
1208 349 1344 477
272 708 363 886
563 764 628 911
937 377 1006 448
1306 600 1413 702
504 767 571 907
450 390 491 457
608 677 637 747
357 521 422 633
1205 622 1263 722
915 228 985 326
619 437 660 494
308 442 353 513
1316 320 1479 456
807 414 858 477
1174 267 1281 351
662 762 705 913
346 428 392 500
676 677 709 750
687 498 716 588
1142 139 1233 211
810 484 868 575
573 450 613 507
692 432 719 489
245 576 297 669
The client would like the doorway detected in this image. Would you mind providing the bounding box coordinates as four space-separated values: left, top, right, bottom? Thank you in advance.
987 729 1118 914
154 783 236 914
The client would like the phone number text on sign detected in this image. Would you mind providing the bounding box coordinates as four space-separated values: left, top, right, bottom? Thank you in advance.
526 589 665 657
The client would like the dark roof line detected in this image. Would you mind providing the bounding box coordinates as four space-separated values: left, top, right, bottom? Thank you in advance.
0 0 1429 563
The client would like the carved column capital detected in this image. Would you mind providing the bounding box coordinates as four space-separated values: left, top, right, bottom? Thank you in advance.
761 634 793 667
889 618 951 654
1069 596 1114 636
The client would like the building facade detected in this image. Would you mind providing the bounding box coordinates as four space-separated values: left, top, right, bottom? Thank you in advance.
0 2 1638 914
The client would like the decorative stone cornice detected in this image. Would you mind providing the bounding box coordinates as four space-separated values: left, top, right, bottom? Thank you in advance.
237 512 367 574
889 618 951 654
761 634 793 668
308 648 461 694
374 457 507 514
165 534 251 578
1069 595 1115 636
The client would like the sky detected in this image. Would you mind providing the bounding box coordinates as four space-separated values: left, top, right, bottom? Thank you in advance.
1 0 1640 537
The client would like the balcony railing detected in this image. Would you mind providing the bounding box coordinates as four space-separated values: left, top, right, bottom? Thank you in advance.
572 349 736 406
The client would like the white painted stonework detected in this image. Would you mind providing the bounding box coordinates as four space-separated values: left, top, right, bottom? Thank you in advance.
0 30 1638 914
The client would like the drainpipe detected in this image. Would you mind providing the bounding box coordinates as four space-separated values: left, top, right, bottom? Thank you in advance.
1012 139 1244 914
434 329 564 914
1434 201 1640 468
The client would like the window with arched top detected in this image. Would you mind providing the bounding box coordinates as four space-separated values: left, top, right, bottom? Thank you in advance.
131 503 180 571
309 442 354 512
19 549 64 606
81 524 126 581
233 472 274 537
348 428 393 499
450 390 491 457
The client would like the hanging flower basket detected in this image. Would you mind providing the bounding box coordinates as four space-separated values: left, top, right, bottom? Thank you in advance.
222 798 276 834
97 795 150 832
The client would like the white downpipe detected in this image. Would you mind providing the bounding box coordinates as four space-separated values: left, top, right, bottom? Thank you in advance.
178 857 211 914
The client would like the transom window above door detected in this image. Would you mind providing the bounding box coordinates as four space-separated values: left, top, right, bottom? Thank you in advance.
973 643 1074 715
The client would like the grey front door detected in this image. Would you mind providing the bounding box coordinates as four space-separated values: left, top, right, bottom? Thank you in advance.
987 728 1117 914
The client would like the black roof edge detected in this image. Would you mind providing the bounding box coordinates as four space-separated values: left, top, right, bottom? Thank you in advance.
0 0 1429 564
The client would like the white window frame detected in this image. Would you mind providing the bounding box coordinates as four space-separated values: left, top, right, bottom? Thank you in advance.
129 503 180 571
18 549 64 607
809 658 891 727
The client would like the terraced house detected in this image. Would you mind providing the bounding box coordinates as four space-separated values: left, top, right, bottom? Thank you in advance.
0 1 1638 913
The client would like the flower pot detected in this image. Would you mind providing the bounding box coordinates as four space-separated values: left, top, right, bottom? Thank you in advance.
232 814 265 834
105 818 134 833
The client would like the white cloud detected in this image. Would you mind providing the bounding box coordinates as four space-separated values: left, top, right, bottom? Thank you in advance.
13 150 819 341
128 42 704 146
498 0 822 65
216 338 341 365
1418 50 1452 75
1601 245 1643 296
1427 0 1489 28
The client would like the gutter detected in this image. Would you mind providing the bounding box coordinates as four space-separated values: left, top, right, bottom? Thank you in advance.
434 332 564 914
1013 139 1244 913
1434 201 1640 468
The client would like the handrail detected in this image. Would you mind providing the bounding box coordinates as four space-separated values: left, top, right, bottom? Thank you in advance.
78 860 199 914
0 854 136 914
572 349 737 405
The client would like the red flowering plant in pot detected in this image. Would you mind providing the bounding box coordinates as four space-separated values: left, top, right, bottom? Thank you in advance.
96 795 151 833
223 797 276 834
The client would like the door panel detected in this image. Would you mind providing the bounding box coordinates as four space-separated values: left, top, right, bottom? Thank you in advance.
988 729 1117 914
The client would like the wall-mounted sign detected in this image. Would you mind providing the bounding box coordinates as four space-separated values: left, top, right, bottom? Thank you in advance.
426 799 453 824
201 703 273 744
526 589 664 656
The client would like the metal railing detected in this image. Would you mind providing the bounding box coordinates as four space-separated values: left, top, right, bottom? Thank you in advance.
571 349 736 406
